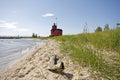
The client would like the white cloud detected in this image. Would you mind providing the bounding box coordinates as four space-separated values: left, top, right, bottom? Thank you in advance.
0 20 30 33
42 13 54 17
0 20 17 29
14 28 29 32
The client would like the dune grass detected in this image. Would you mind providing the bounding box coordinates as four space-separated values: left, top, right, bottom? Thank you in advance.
53 29 120 79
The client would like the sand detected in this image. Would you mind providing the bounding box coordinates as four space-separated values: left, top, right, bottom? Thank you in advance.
0 39 94 80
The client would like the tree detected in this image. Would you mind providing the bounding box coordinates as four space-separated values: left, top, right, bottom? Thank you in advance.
32 33 36 38
95 26 102 32
104 24 110 31
35 34 37 38
32 33 35 38
116 23 120 30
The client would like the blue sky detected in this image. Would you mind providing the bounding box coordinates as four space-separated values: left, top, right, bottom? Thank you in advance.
0 0 119 36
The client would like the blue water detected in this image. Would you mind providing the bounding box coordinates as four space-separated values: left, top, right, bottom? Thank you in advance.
0 39 43 72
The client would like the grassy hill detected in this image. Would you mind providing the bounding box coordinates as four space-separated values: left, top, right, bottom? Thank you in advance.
53 29 120 79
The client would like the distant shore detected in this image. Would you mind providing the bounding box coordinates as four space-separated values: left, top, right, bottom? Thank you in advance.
0 36 32 39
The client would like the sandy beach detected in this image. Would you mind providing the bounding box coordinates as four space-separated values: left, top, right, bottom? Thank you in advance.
0 39 93 80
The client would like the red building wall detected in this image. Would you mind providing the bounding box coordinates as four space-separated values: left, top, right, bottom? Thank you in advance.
51 23 62 36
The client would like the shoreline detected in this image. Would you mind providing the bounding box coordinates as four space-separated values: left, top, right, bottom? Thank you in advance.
0 39 45 74
0 39 50 77
0 39 92 80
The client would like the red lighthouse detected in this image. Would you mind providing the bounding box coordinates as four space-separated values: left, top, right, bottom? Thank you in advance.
51 23 62 36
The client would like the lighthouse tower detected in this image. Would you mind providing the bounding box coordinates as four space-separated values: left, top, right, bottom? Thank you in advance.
83 23 89 33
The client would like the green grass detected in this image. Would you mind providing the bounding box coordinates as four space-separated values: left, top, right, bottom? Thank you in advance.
53 29 120 79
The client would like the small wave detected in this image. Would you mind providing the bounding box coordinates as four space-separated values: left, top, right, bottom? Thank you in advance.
21 42 42 55
0 39 44 72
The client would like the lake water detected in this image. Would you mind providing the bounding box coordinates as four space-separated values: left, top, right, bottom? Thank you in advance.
0 39 43 72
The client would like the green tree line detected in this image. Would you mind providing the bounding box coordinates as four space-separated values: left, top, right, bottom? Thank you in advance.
95 23 120 32
32 33 38 38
